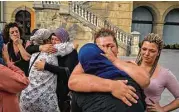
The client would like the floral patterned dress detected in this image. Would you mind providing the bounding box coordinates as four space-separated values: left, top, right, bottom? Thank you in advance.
20 42 73 112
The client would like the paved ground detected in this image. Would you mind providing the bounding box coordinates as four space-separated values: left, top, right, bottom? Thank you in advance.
159 49 179 112
121 49 179 112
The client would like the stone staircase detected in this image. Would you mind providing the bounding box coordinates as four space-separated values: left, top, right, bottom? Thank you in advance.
33 1 136 55
69 2 133 51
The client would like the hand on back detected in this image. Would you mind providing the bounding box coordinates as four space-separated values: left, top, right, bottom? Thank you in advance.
34 59 46 71
110 80 139 106
98 44 117 63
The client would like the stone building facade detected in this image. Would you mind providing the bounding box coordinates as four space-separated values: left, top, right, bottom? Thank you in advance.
1 1 179 55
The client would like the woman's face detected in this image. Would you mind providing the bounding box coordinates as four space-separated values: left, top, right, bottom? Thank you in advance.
9 27 20 41
51 35 61 45
141 41 159 65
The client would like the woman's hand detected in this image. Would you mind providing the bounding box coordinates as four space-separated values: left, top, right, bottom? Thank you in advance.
34 59 46 71
2 44 10 64
73 40 79 50
146 99 165 112
39 44 57 54
14 38 23 45
110 80 138 106
14 39 31 61
10 34 20 44
25 40 32 48
98 44 117 62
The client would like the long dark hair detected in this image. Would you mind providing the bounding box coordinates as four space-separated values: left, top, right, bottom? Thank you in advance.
136 33 163 77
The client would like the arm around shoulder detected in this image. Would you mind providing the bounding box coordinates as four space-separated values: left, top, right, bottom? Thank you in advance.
26 44 40 55
112 58 150 88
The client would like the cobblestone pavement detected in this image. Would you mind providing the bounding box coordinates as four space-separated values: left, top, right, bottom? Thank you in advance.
121 49 179 112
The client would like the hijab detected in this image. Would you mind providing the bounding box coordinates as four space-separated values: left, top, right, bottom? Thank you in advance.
78 43 128 79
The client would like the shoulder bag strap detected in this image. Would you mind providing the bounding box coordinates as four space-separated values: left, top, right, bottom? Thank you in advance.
28 52 40 75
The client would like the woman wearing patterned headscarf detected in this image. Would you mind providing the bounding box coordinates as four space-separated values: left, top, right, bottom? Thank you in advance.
0 32 29 112
26 28 79 111
136 33 179 112
20 28 74 112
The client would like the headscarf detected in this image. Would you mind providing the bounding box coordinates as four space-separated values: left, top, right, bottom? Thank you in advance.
31 29 39 36
54 28 69 43
78 43 128 79
30 29 52 45
0 33 5 65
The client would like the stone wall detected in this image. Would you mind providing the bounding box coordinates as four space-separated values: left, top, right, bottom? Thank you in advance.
133 1 179 38
3 1 134 55
35 9 94 51
87 1 133 33
3 1 35 31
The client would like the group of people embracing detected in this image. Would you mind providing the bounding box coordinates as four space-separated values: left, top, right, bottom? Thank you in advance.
0 22 179 112
0 22 78 112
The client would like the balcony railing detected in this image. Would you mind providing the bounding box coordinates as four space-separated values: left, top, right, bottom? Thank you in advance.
70 2 132 47
33 1 60 9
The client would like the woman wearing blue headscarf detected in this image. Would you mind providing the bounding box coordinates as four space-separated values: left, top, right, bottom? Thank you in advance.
71 43 146 112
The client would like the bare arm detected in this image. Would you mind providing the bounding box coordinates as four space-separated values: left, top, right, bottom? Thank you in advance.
99 45 150 88
26 44 40 55
17 40 31 61
68 63 139 106
162 70 179 112
68 63 112 92
113 59 150 88
163 99 179 112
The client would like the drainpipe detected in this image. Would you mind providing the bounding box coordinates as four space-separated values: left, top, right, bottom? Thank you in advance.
1 1 4 22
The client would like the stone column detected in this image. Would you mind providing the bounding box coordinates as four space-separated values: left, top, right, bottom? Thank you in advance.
153 21 164 38
130 31 140 56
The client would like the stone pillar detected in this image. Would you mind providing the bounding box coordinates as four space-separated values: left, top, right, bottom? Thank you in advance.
153 21 164 38
130 31 140 56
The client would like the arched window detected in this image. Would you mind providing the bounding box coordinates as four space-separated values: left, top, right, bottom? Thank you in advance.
163 9 179 44
15 10 31 39
132 6 153 42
